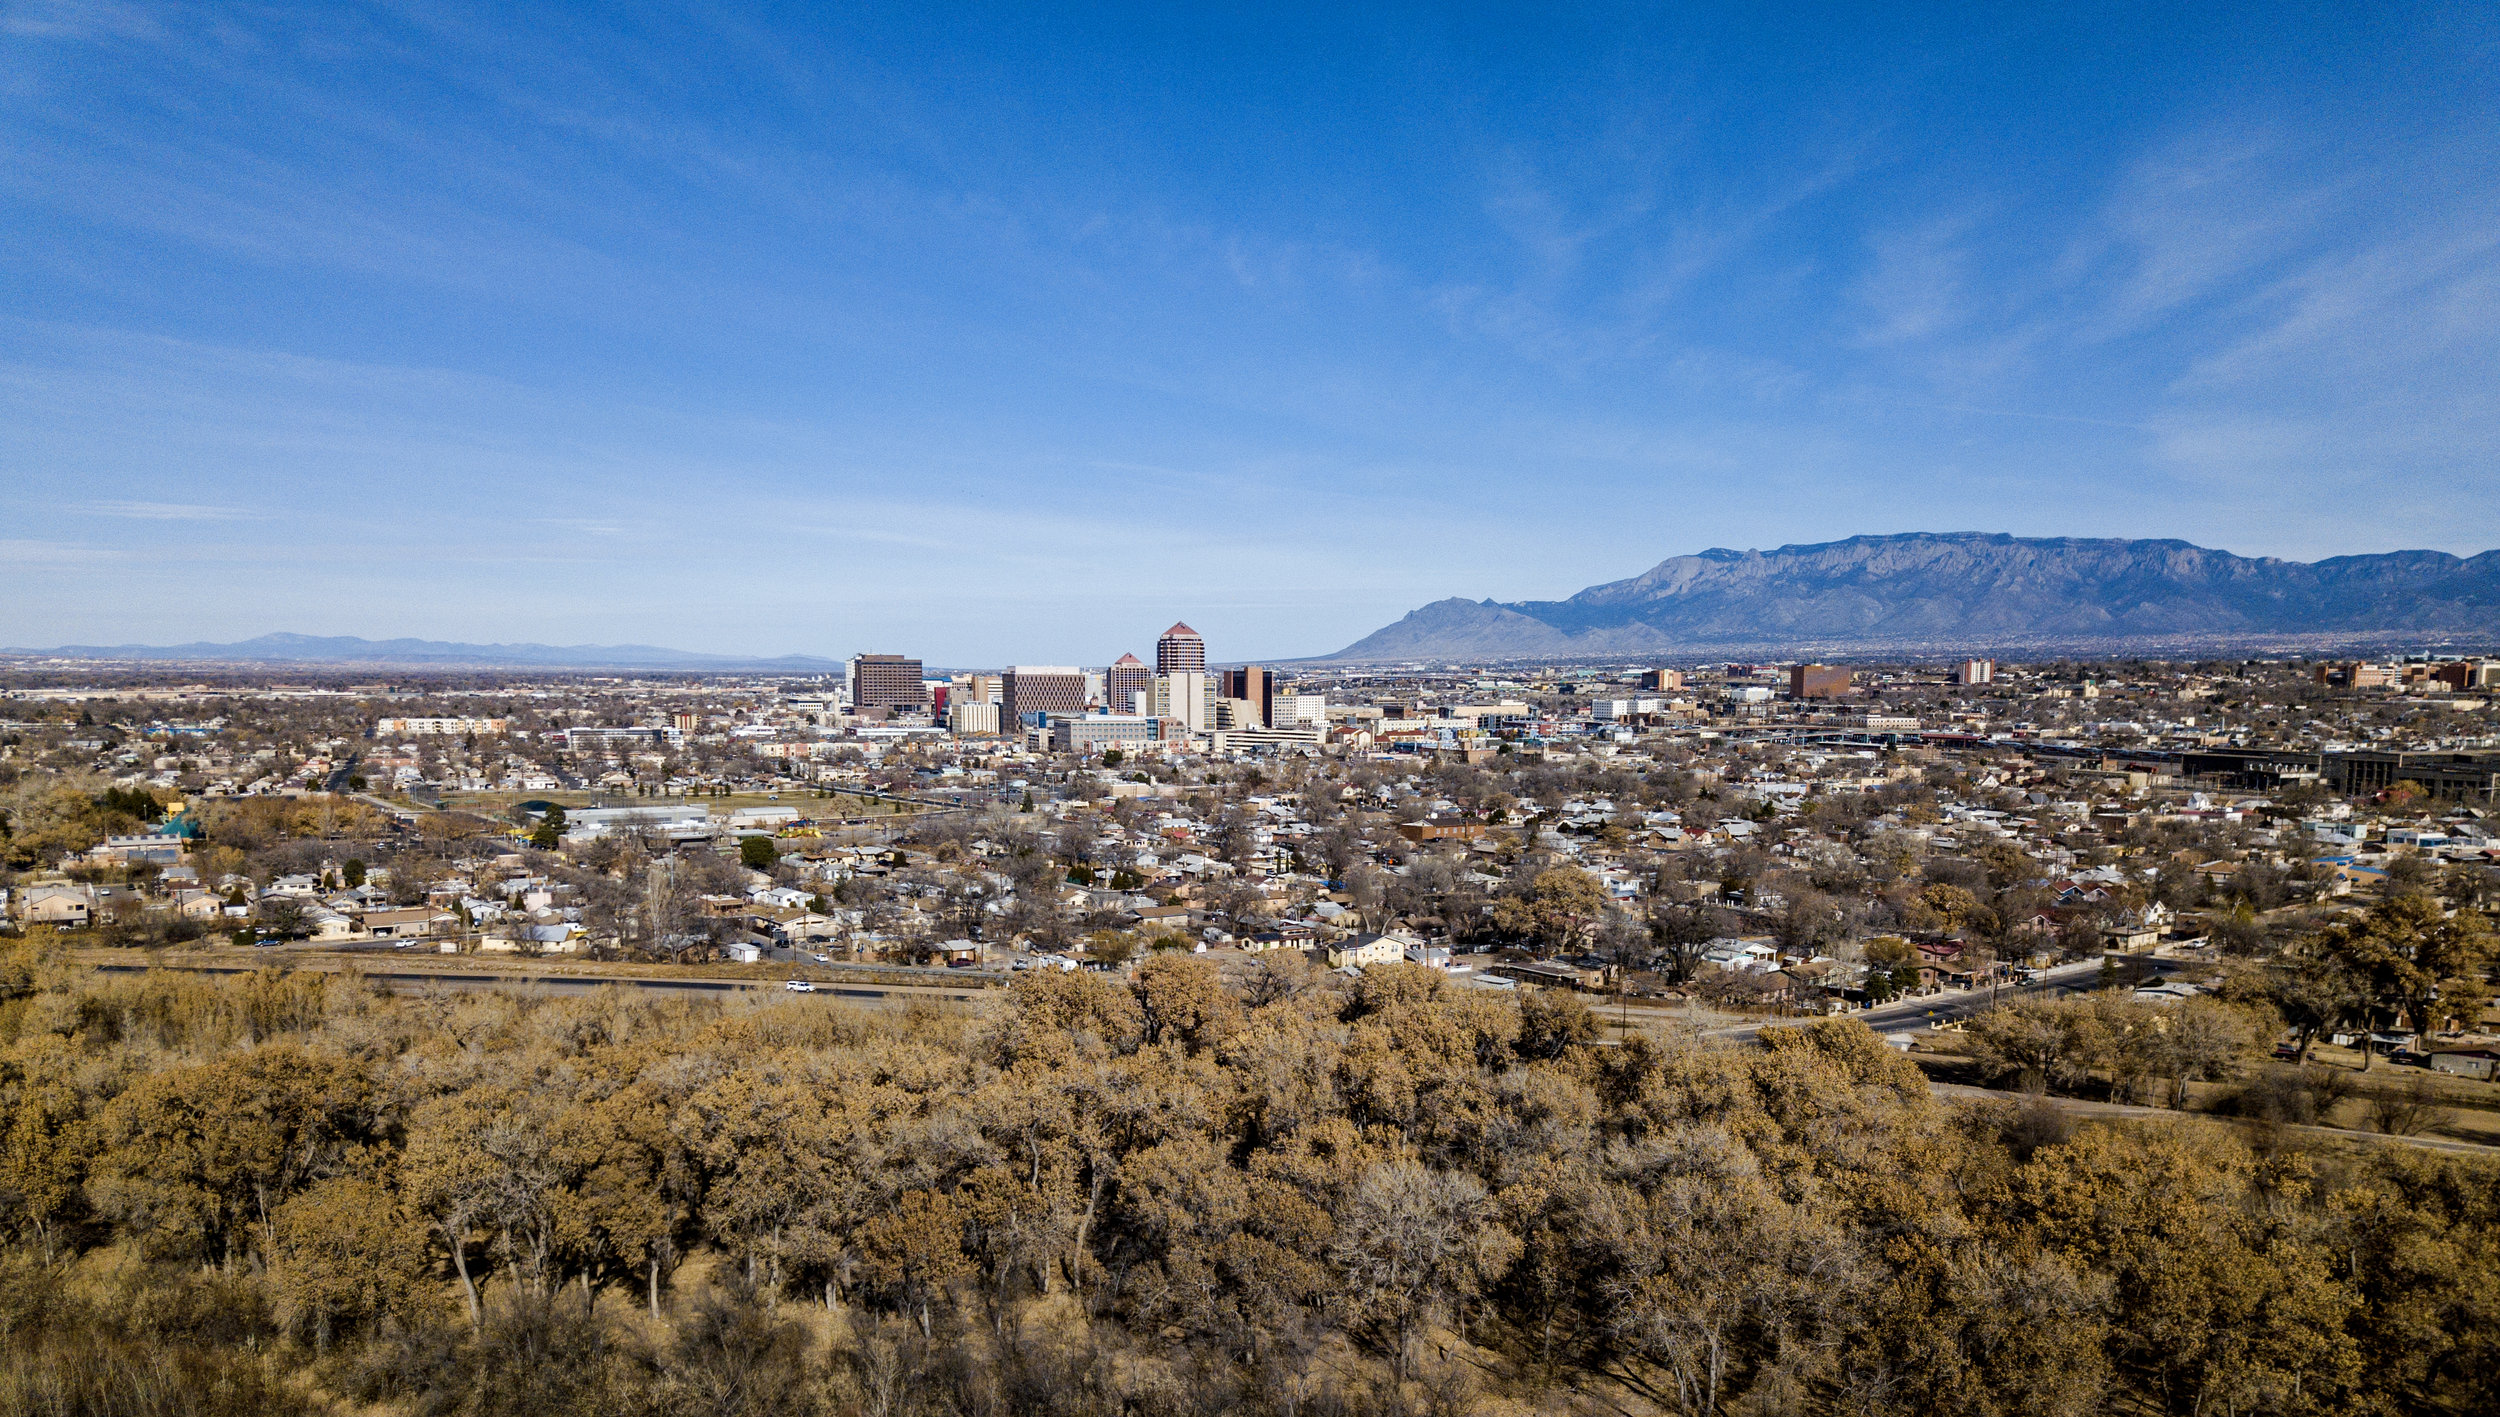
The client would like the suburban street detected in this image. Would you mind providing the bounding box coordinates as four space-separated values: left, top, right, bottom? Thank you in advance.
1718 955 2174 1044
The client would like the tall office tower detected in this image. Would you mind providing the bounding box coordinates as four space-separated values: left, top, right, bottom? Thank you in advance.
1150 672 1213 731
1001 666 1087 728
952 673 1002 704
1219 666 1272 726
849 654 928 710
1106 654 1154 714
1955 659 1996 686
1156 622 1206 675
1638 668 1685 691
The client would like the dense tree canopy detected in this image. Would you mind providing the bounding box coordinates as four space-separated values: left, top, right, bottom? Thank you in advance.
0 941 2494 1416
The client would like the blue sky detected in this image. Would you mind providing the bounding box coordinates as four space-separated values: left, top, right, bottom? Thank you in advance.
3 2 2496 663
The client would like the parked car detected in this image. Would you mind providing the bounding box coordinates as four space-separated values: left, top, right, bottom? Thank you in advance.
783 980 816 993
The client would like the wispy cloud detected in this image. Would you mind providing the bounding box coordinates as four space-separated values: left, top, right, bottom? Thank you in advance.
1853 213 1978 345
84 499 256 521
0 538 116 563
0 0 163 41
2060 125 2340 341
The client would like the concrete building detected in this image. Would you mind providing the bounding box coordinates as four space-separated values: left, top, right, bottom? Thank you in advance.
1002 666 1087 729
849 654 928 711
1790 664 1852 700
564 804 714 839
2315 662 2395 688
1955 659 1995 686
1272 693 1326 727
1053 714 1158 752
376 717 508 736
564 726 682 751
1156 622 1206 675
1638 669 1684 691
1212 725 1324 753
948 700 1001 737
1149 672 1214 732
1219 666 1273 726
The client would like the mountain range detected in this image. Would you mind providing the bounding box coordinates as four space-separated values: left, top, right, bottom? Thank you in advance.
0 632 846 671
1326 533 2500 661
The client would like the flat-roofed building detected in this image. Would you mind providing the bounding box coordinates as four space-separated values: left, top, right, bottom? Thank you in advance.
849 654 928 711
376 717 508 736
1150 671 1213 732
948 700 1001 737
1053 715 1158 752
1002 666 1087 728
1789 664 1852 700
1219 666 1272 725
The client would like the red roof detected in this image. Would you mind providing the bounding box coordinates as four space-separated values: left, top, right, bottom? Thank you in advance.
1112 653 1144 666
1162 622 1199 637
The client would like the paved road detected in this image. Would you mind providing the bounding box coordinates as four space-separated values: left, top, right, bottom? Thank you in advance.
1931 1081 2500 1157
1716 956 2174 1045
322 753 360 795
350 792 429 825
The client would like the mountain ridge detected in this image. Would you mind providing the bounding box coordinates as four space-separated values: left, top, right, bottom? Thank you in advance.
1326 533 2500 660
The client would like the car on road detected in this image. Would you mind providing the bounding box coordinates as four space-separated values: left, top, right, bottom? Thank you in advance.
783 980 816 993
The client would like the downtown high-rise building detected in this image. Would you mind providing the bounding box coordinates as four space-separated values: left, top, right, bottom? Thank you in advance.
1106 653 1154 714
1219 665 1273 727
848 654 927 711
1156 622 1205 675
1150 671 1214 732
1001 666 1087 729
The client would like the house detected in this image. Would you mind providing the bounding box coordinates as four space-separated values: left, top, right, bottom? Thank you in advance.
1244 924 1318 952
761 909 843 943
19 882 95 926
2103 923 2160 952
361 906 453 940
1328 931 1414 970
2427 1048 2500 1081
1396 818 1485 844
305 907 359 941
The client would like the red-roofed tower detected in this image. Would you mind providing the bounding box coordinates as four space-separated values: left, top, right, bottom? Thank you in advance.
1156 623 1205 675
